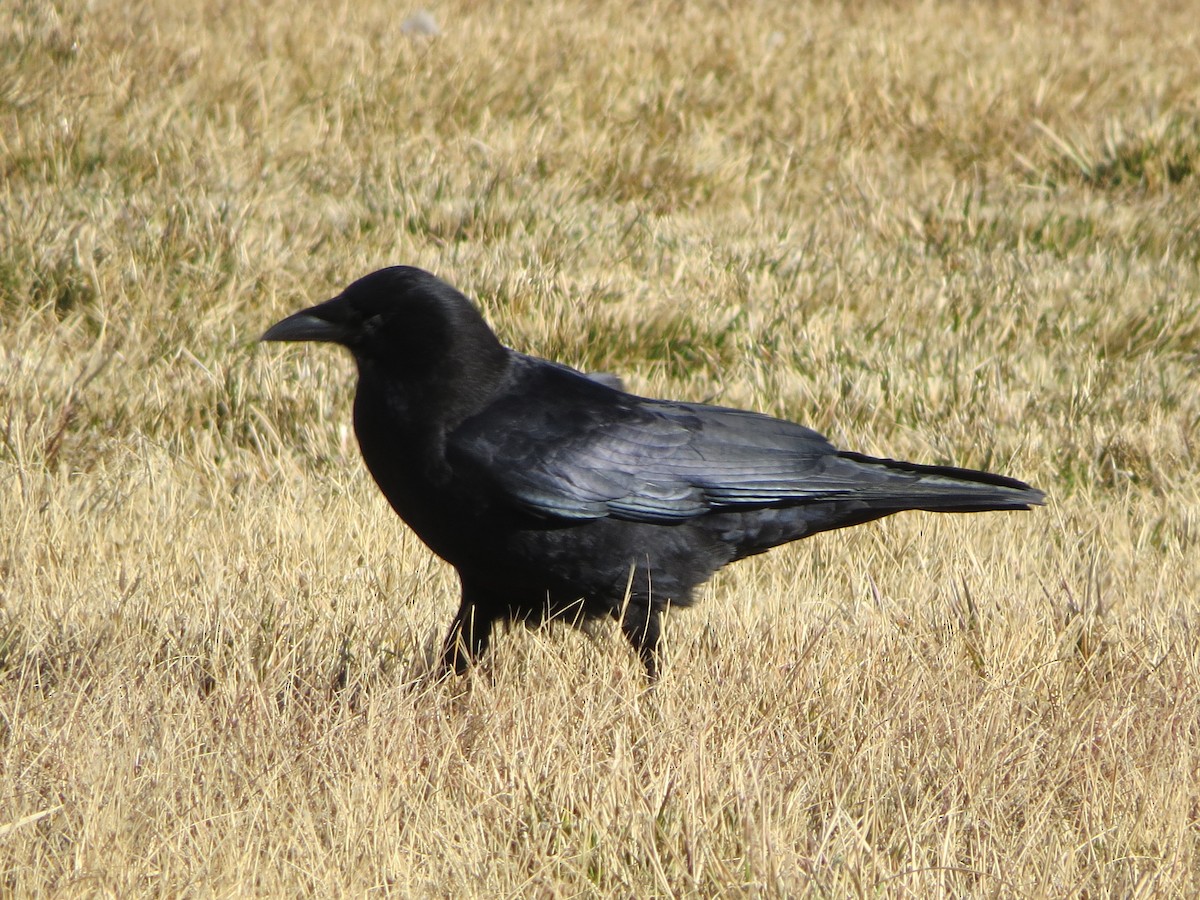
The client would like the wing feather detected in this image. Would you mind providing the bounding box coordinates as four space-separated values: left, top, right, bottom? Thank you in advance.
446 357 853 523
445 355 1042 522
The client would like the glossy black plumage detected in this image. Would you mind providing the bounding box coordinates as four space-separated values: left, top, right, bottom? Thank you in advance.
262 266 1044 677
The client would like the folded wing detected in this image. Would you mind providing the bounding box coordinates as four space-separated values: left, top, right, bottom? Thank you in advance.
447 357 1044 523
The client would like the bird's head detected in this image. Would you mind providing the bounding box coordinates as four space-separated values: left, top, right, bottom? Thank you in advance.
261 266 509 388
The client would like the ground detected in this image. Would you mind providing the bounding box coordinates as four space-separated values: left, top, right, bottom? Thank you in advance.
2 0 1199 895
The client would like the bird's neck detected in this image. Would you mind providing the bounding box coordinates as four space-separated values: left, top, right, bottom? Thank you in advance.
354 348 510 436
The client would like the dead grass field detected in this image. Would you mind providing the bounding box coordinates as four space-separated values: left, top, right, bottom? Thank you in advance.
3 0 1200 895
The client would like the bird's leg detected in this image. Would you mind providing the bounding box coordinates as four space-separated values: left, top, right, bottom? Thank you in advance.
440 586 497 675
619 602 662 680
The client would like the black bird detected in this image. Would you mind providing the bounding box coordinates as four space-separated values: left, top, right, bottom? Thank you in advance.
262 267 1044 678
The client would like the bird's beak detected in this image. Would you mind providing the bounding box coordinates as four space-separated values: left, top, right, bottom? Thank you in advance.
260 310 349 344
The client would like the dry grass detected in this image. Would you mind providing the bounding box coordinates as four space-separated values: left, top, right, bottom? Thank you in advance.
3 0 1200 895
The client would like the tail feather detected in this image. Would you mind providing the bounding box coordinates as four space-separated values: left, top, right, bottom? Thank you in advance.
836 450 1046 512
721 452 1045 561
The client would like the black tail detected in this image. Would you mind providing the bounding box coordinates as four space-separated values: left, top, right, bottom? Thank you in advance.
836 451 1046 512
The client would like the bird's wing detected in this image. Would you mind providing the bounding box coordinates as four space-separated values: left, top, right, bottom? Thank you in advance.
446 360 869 524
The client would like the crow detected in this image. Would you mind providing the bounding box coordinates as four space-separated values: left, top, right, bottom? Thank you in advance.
262 266 1044 678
